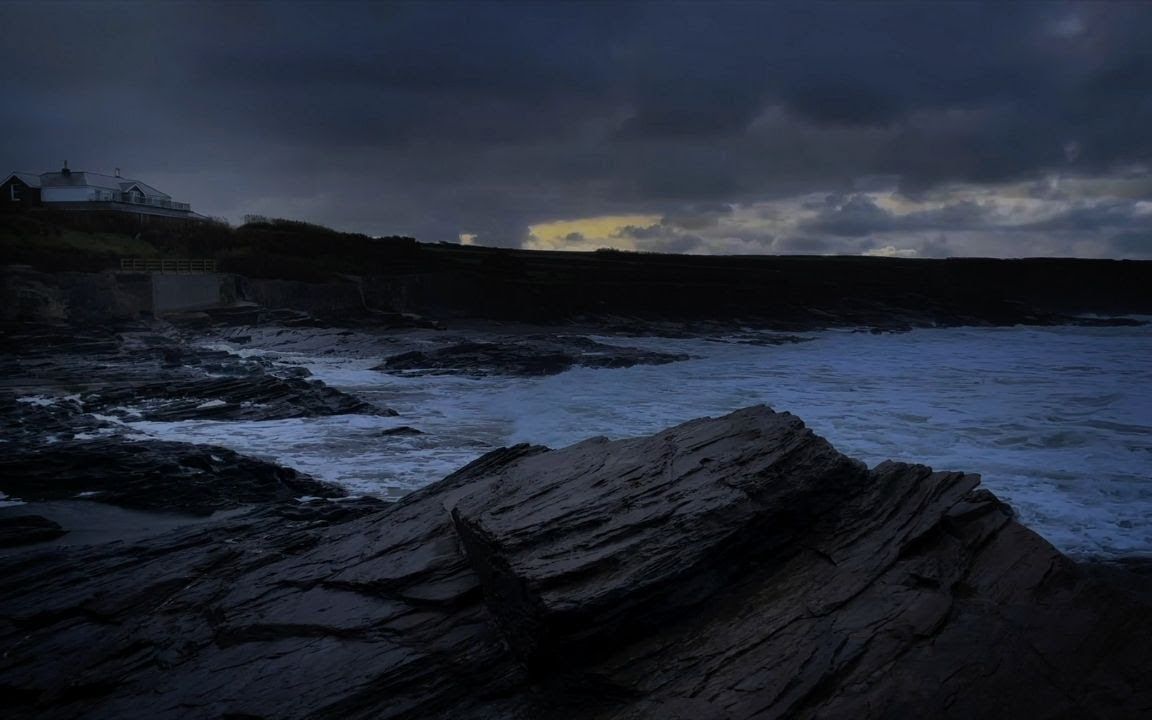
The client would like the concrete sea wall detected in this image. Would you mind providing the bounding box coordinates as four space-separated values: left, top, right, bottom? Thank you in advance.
151 274 227 314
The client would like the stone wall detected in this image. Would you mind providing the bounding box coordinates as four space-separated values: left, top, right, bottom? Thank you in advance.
0 267 235 322
1 267 150 322
150 273 226 314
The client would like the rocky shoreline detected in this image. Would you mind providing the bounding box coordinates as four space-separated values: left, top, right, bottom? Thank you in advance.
0 405 1148 719
1 283 1150 718
0 315 717 526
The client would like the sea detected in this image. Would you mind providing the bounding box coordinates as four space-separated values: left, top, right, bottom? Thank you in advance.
36 323 1152 558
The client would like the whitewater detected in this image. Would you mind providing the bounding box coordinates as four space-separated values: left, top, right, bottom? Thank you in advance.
121 323 1150 558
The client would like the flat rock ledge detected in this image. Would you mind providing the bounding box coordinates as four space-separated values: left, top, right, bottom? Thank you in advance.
375 335 690 377
1 406 1148 719
0 439 345 515
0 515 67 548
80 375 394 422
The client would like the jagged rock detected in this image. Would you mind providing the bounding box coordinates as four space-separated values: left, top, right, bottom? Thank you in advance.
447 408 869 667
704 332 815 346
81 375 394 422
0 407 1148 719
261 496 393 523
376 336 690 377
0 515 67 548
0 318 393 431
0 392 114 447
380 425 424 436
0 439 344 514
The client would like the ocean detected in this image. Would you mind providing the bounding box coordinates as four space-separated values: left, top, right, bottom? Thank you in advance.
113 322 1151 558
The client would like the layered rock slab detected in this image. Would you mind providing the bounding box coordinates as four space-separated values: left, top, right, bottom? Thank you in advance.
0 439 345 514
447 408 869 666
0 515 67 548
375 336 690 377
80 374 393 422
0 407 1148 719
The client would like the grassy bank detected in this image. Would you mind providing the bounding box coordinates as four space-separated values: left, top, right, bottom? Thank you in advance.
0 212 418 280
2 209 1150 325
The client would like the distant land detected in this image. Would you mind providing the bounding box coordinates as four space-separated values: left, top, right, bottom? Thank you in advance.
3 210 1150 331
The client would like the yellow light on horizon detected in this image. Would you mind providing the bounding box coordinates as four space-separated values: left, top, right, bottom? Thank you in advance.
524 214 662 252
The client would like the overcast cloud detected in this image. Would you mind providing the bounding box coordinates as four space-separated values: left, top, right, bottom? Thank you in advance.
1 1 1150 257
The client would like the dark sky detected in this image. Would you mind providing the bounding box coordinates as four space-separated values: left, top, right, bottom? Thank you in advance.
2 1 1150 258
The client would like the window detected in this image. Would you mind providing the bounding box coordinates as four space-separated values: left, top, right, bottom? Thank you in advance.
9 183 19 201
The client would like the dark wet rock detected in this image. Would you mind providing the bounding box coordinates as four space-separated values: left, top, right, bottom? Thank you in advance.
0 406 1147 719
376 335 690 377
0 515 67 548
197 324 407 361
153 345 271 374
0 439 344 515
703 332 814 346
1082 556 1152 602
273 364 313 379
263 496 393 524
447 408 868 668
0 319 127 356
380 425 424 436
162 305 315 329
852 324 916 334
81 375 393 422
165 301 444 332
0 317 391 425
0 392 110 446
1057 315 1148 327
1 320 280 397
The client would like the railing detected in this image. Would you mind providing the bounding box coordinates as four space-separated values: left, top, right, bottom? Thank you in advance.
120 258 218 274
92 189 191 212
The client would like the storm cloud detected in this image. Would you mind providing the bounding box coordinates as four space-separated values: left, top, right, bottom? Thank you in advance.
1 1 1149 257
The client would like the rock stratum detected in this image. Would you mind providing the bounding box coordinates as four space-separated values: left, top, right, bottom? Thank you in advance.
375 336 691 377
1 406 1149 719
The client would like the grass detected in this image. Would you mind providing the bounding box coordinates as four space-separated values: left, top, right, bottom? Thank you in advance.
0 215 159 271
0 211 419 279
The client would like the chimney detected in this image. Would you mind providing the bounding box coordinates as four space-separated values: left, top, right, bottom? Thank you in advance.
61 160 71 177
115 167 121 178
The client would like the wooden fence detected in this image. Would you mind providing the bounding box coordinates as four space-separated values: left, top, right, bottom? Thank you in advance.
119 258 218 274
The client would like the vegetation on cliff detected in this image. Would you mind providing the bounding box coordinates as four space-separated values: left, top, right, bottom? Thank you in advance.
0 212 417 281
2 210 1151 327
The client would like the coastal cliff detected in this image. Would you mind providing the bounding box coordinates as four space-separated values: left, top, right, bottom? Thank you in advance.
3 212 1151 329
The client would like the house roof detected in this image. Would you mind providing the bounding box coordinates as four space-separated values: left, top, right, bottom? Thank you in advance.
3 172 43 188
39 171 171 199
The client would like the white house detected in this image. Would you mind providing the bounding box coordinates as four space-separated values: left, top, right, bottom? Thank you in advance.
1 164 193 217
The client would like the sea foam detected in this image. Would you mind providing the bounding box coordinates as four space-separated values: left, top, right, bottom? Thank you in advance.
124 323 1152 557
